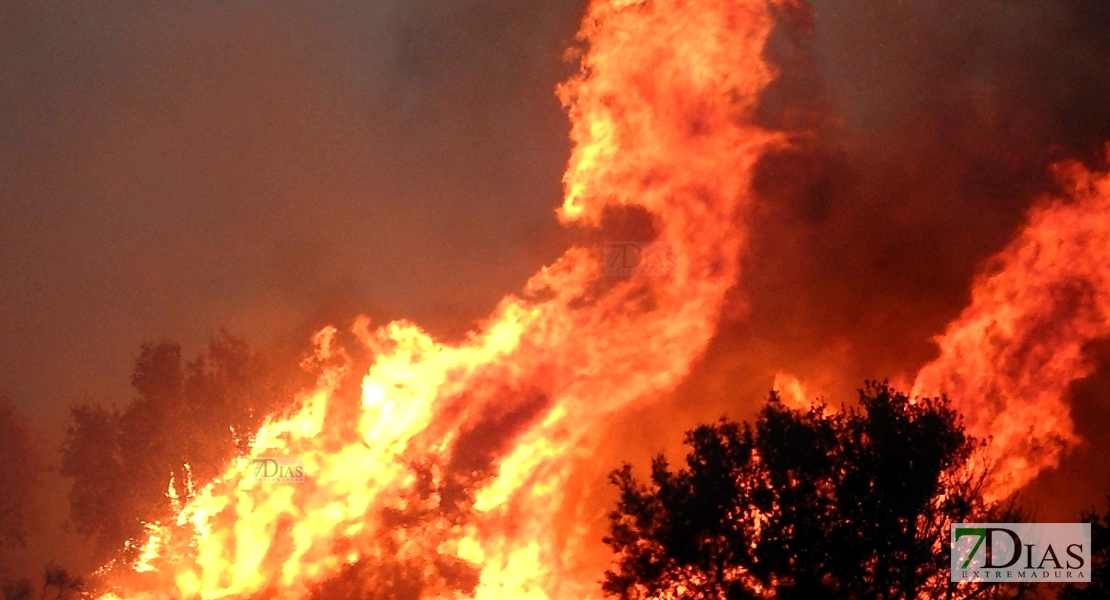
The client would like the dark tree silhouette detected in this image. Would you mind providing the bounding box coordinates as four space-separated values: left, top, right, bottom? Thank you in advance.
59 331 312 562
1 577 32 600
1060 500 1110 600
1 564 84 600
0 396 40 550
40 563 83 600
602 382 1018 600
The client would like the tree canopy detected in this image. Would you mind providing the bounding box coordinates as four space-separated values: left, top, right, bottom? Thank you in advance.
602 382 1014 600
1060 500 1110 600
58 332 312 563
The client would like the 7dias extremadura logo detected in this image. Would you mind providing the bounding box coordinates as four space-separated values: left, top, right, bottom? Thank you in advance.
251 457 306 483
951 523 1091 582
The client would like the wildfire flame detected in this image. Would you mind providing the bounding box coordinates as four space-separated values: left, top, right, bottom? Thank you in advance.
771 372 812 411
97 0 786 598
913 151 1110 501
91 0 1110 595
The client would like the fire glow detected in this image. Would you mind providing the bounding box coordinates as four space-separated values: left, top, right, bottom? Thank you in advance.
92 0 1110 599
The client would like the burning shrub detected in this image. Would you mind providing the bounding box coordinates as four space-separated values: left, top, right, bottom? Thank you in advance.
58 332 313 563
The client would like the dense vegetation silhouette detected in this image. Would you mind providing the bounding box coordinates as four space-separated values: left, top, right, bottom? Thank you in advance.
58 332 312 563
602 382 1027 600
1061 501 1110 600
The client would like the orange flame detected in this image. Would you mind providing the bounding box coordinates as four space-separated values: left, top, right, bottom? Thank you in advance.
96 1 786 598
913 151 1110 501
772 372 813 411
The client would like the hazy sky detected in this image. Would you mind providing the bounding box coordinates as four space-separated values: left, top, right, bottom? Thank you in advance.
2 0 1109 573
0 0 586 431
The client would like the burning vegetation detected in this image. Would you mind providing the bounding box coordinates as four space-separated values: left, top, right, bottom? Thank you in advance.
2 0 1110 599
93 1 784 597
